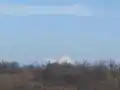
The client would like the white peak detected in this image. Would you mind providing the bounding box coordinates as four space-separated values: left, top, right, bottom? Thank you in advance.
57 55 74 64
42 55 75 65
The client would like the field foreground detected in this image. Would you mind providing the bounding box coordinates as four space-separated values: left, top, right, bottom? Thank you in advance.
0 60 120 90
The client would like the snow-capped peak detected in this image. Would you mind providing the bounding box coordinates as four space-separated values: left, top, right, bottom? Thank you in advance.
41 55 75 65
56 55 74 64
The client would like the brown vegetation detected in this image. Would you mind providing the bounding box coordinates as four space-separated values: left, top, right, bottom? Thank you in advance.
0 60 120 90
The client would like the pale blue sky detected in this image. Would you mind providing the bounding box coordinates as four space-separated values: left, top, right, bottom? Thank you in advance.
0 0 120 64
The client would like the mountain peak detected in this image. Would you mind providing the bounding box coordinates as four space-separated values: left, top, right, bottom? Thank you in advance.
57 55 74 64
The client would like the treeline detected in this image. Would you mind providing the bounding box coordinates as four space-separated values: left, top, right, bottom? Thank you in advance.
0 60 120 90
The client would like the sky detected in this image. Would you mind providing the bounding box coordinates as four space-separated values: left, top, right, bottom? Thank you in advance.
0 0 120 64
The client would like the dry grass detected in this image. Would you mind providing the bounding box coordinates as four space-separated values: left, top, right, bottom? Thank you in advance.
0 73 13 90
0 60 120 90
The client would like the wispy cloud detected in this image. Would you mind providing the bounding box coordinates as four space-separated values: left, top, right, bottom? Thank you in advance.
0 3 93 16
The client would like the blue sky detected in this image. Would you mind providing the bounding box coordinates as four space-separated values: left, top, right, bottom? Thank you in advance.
0 0 120 64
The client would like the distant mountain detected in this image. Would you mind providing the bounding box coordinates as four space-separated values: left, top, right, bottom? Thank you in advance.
56 55 74 64
37 55 75 65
